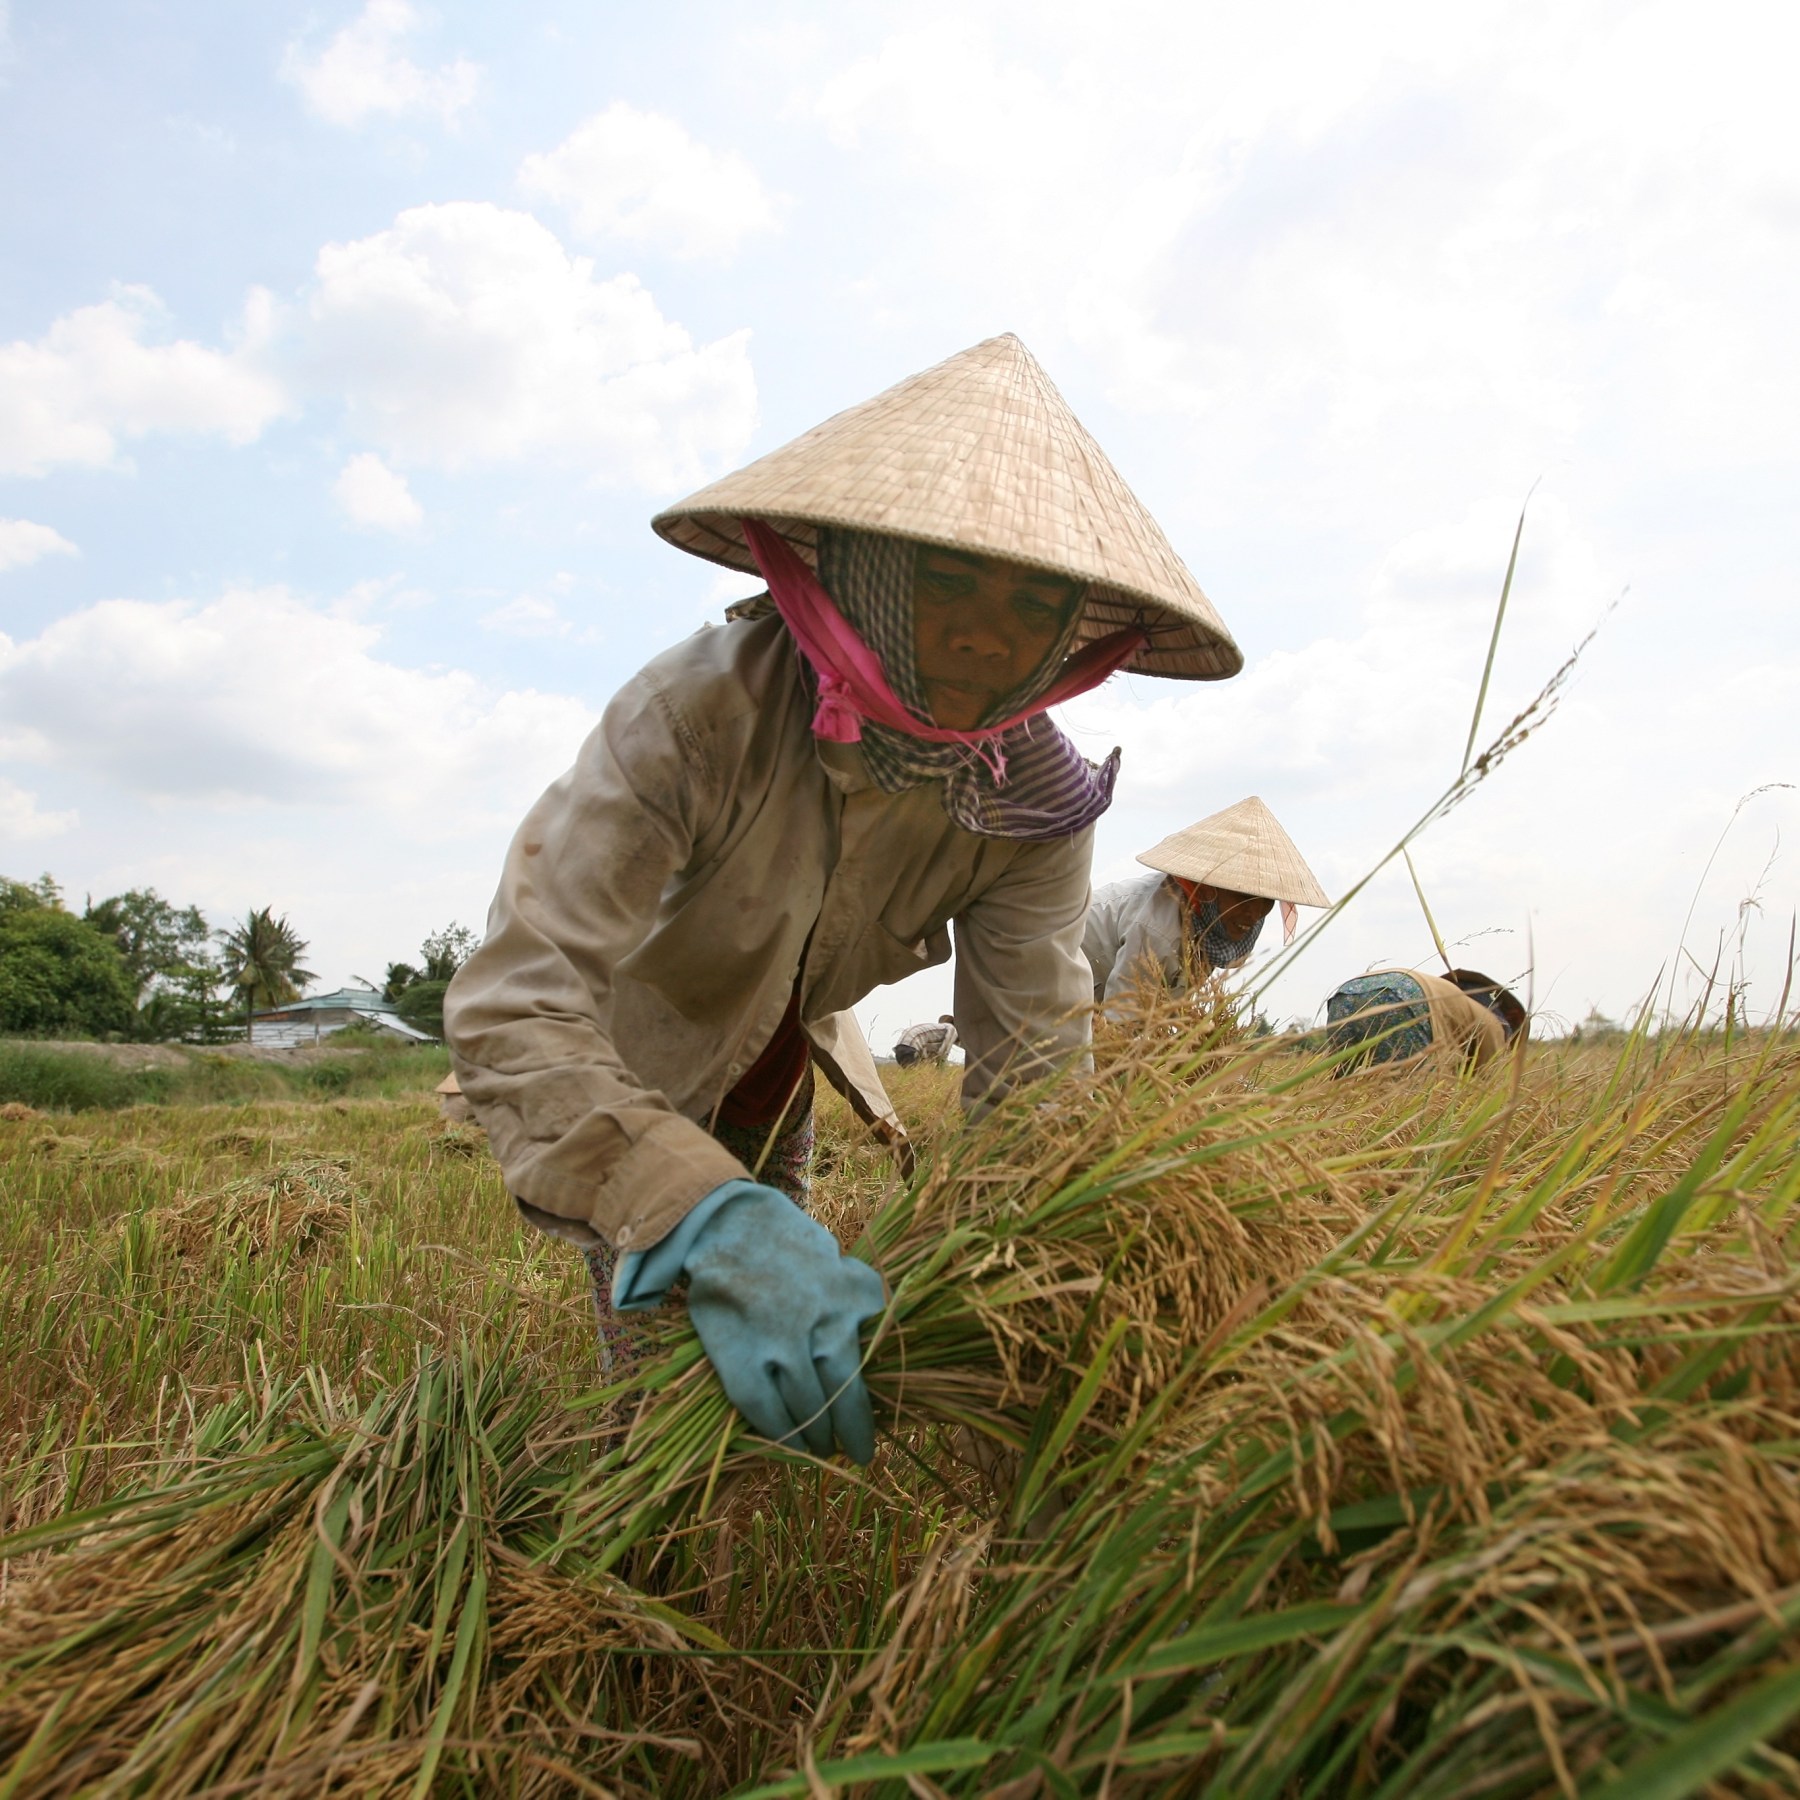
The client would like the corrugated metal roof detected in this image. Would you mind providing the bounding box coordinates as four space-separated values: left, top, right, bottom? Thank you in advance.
376 1014 438 1042
253 987 398 1017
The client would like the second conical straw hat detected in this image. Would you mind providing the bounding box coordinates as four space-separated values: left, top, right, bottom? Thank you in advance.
1137 796 1331 906
652 334 1240 680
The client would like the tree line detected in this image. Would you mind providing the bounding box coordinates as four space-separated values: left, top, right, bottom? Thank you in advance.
0 872 472 1044
375 924 478 1039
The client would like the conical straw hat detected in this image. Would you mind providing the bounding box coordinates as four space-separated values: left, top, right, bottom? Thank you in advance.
652 334 1241 680
1137 796 1330 906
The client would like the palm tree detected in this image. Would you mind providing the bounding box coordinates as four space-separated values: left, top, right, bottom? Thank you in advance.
219 908 316 1040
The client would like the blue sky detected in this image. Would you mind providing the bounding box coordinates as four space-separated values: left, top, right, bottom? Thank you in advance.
1 0 1795 1040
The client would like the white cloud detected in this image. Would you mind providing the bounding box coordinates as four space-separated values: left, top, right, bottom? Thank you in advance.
480 594 571 638
518 103 780 259
0 778 77 844
792 0 1800 534
304 201 758 485
0 587 593 819
0 518 78 572
1059 495 1609 809
332 450 422 531
0 285 285 477
281 0 478 129
0 204 754 493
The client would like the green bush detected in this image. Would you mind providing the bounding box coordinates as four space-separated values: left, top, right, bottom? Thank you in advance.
0 1044 172 1111
394 980 448 1039
154 1057 292 1106
299 1059 357 1096
0 1039 451 1112
0 909 135 1038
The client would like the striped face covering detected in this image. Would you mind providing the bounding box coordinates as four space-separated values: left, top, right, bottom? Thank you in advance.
815 529 1122 842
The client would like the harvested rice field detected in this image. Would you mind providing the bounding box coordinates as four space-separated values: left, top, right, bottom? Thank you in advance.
2 1008 1798 1797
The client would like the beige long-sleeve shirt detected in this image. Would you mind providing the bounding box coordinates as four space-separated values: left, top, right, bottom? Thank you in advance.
1082 872 1187 1000
443 615 1095 1256
1409 971 1511 1069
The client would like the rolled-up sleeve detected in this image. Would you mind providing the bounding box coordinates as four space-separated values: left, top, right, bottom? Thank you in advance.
443 675 745 1253
953 830 1095 1110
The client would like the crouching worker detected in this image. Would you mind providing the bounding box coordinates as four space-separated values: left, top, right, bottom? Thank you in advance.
1325 968 1527 1072
444 334 1241 1463
893 1016 958 1066
1084 796 1329 1003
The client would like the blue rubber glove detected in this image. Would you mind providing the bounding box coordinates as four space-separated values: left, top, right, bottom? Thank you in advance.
613 1181 887 1463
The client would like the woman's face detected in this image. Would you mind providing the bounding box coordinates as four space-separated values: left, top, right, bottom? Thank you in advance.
1188 883 1275 936
912 545 1083 729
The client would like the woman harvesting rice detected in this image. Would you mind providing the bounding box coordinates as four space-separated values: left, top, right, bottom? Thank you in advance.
1325 966 1527 1069
1084 796 1330 1003
444 335 1241 1463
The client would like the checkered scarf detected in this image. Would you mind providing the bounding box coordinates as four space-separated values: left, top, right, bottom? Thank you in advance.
814 529 1121 841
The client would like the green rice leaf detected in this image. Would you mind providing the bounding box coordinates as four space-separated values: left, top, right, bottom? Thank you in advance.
1580 1659 1800 1800
727 1737 999 1797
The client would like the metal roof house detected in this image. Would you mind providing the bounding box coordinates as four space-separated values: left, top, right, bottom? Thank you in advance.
249 987 437 1049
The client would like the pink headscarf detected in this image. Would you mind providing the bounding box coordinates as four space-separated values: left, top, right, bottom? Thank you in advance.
740 519 1146 780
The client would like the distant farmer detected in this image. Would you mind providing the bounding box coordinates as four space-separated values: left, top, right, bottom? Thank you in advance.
1083 796 1329 1003
443 334 1242 1464
893 1015 958 1065
1325 968 1527 1071
434 1072 474 1124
